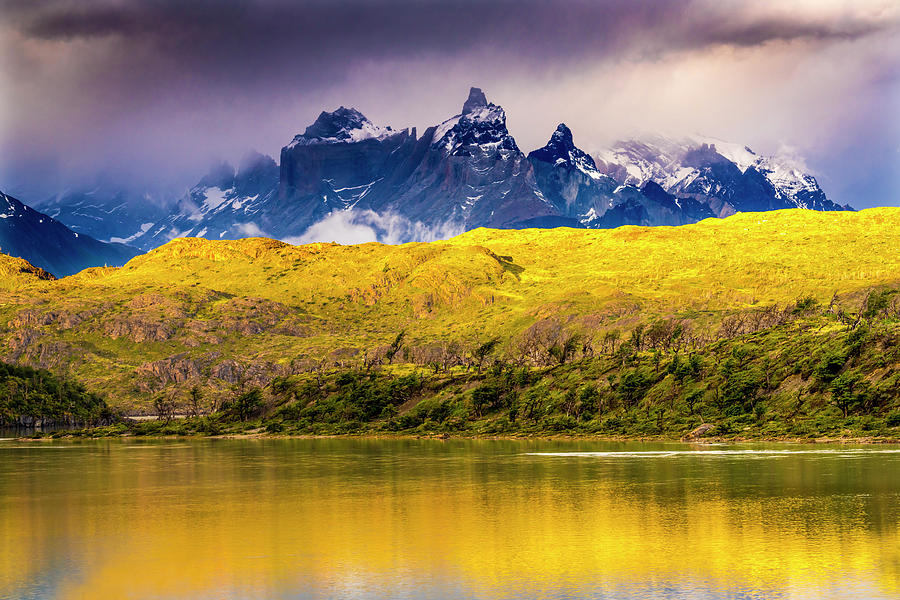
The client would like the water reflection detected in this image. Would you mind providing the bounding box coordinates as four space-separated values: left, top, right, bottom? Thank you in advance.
1 439 898 599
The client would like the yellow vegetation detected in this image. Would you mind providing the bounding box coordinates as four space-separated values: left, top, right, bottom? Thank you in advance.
2 208 899 407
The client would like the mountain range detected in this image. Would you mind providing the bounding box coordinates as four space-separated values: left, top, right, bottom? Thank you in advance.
5 87 850 271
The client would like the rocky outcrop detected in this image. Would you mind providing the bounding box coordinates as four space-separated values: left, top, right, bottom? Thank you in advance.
11 306 109 330
209 358 281 386
137 354 203 388
5 328 42 361
103 318 176 343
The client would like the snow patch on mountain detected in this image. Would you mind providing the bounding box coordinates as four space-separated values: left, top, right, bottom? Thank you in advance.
201 187 228 212
109 222 153 244
685 135 822 203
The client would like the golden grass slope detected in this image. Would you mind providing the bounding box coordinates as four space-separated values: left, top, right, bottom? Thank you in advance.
0 254 54 290
2 207 899 407
77 207 900 329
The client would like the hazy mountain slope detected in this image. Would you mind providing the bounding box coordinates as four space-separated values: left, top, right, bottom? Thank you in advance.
137 152 280 249
0 191 141 277
0 208 896 409
528 124 715 227
35 185 174 245
595 136 850 217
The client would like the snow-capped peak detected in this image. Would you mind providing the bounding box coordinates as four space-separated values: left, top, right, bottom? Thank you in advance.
289 107 394 147
432 87 518 155
529 123 602 180
684 135 822 200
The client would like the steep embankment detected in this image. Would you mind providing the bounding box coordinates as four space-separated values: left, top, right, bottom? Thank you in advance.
0 208 898 412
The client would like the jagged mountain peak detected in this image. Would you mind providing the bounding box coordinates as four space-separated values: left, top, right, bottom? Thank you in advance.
534 123 579 157
550 123 575 147
290 106 395 147
462 87 488 115
682 142 734 168
528 122 600 179
432 87 518 155
683 136 834 206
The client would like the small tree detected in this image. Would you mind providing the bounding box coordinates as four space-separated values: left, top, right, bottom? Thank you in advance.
617 369 650 408
153 390 178 423
548 333 581 365
385 332 406 364
471 384 501 417
471 339 500 373
188 385 204 417
831 373 861 418
234 387 264 422
815 352 845 384
684 388 703 416
630 324 645 352
601 330 621 355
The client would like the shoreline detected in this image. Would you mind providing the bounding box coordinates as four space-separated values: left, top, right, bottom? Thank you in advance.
12 431 900 445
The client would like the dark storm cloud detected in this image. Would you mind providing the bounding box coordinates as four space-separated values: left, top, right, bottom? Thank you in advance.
0 0 898 206
16 0 892 58
13 0 691 89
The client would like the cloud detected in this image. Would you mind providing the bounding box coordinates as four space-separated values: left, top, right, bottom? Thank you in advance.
285 210 463 246
233 222 270 238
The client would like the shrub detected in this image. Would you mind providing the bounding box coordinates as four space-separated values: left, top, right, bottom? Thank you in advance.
815 352 845 384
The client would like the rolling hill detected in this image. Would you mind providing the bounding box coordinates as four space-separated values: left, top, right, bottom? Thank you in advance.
1 208 898 411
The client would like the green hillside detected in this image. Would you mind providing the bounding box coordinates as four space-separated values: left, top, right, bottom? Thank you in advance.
1 208 899 438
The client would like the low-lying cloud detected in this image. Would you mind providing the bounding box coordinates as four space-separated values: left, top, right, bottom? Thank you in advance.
285 210 463 246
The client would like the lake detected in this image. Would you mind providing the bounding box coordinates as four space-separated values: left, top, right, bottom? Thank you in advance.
1 438 899 599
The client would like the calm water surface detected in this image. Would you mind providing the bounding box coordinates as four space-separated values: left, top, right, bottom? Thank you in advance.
1 438 899 599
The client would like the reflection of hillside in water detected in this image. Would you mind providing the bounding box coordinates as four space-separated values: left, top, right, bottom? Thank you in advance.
1 439 899 599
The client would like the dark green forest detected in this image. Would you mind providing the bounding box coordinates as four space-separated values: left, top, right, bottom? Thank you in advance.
0 362 113 427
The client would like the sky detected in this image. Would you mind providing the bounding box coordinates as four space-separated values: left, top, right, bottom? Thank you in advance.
1 0 898 208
